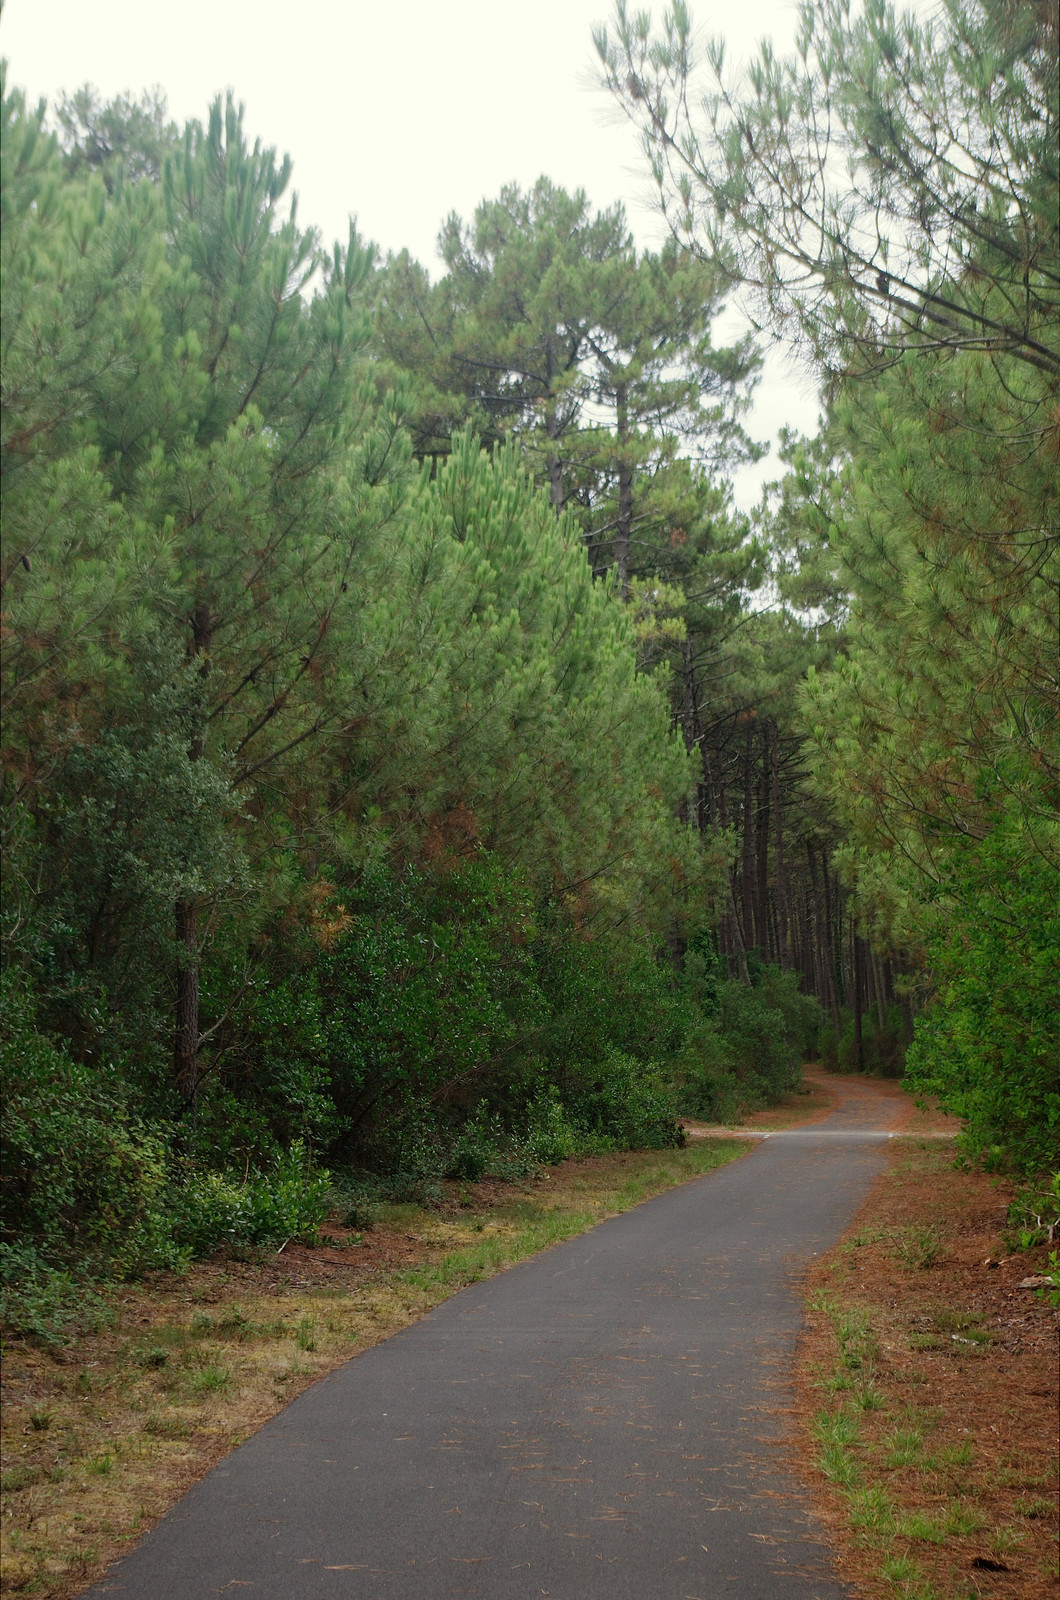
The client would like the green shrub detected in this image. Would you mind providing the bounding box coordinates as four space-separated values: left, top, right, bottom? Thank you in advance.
0 977 179 1278
905 824 1059 1174
0 1243 108 1346
170 1142 332 1255
674 959 822 1116
562 1050 683 1151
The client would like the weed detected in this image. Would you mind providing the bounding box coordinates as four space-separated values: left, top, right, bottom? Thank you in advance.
943 1505 983 1536
899 1509 948 1543
885 1425 924 1467
990 1525 1026 1555
815 1406 860 1446
141 1416 192 1439
848 1486 895 1530
28 1409 52 1431
85 1453 113 1476
1013 1496 1054 1519
819 1441 862 1487
187 1363 231 1396
891 1224 944 1270
1 1465 42 1493
294 1317 316 1352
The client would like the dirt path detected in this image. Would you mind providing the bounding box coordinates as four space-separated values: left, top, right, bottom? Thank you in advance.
83 1075 917 1599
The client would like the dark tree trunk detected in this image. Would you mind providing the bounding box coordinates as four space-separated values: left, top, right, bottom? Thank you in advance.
852 933 866 1071
741 720 756 952
755 727 770 955
770 725 791 968
173 602 211 1102
614 384 633 599
174 896 201 1101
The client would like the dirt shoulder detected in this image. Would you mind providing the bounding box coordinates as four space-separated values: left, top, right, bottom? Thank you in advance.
791 1136 1059 1599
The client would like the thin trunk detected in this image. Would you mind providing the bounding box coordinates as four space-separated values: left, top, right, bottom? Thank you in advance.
755 729 770 955
726 878 750 985
852 933 866 1071
174 604 211 1102
872 950 888 1030
770 725 791 969
741 720 756 952
614 384 633 600
174 898 200 1100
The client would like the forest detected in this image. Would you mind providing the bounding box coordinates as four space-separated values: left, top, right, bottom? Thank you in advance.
1 0 1056 1338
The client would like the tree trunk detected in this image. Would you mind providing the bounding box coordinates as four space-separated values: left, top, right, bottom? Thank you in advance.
173 602 211 1101
741 719 756 953
770 724 791 968
174 896 201 1101
614 383 633 599
852 933 866 1071
755 726 770 955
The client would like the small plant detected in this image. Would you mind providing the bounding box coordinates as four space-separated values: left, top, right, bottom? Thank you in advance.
848 1486 895 1530
898 1510 947 1543
891 1224 944 1270
294 1317 316 1352
28 1410 52 1431
86 1453 113 1476
1004 1173 1059 1250
187 1363 231 1396
884 1425 924 1467
1014 1496 1054 1519
990 1525 1026 1555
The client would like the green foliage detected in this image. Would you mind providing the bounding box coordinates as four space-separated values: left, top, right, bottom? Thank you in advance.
0 1244 108 1347
0 977 178 1278
905 825 1060 1174
675 957 821 1116
561 1051 684 1152
169 1144 332 1257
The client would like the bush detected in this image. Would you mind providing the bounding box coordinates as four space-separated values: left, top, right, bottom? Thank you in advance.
169 1142 332 1256
904 826 1059 1174
0 977 179 1278
674 958 822 1116
0 1243 108 1346
562 1051 683 1151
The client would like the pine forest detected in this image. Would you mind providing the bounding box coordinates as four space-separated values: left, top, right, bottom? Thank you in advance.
1 0 1057 1339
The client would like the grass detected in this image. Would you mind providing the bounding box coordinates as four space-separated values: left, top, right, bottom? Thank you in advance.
0 1135 745 1597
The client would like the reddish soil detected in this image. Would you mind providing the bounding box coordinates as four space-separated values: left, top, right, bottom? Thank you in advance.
790 1092 1059 1599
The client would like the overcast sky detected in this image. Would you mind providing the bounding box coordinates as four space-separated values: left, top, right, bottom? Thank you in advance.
1 0 824 506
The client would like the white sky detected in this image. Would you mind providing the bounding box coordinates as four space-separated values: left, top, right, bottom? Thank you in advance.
1 0 824 507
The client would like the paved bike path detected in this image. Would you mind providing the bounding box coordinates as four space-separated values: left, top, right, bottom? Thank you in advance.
90 1083 897 1598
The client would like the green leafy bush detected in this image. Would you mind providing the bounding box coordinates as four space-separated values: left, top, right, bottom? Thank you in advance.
0 1243 108 1346
0 977 178 1278
905 825 1060 1174
562 1050 683 1151
170 1142 332 1256
675 959 821 1115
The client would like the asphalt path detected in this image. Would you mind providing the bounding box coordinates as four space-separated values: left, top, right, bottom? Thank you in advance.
89 1080 899 1599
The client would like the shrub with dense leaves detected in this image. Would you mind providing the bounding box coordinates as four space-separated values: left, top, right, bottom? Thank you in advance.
905 825 1060 1174
0 978 177 1279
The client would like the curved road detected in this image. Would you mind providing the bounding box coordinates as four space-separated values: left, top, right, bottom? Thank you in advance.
89 1080 900 1599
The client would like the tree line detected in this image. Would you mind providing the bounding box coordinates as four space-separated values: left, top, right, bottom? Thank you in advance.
2 0 1056 1335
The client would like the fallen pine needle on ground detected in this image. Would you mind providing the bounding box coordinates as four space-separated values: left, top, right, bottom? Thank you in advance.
792 1134 1059 1600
